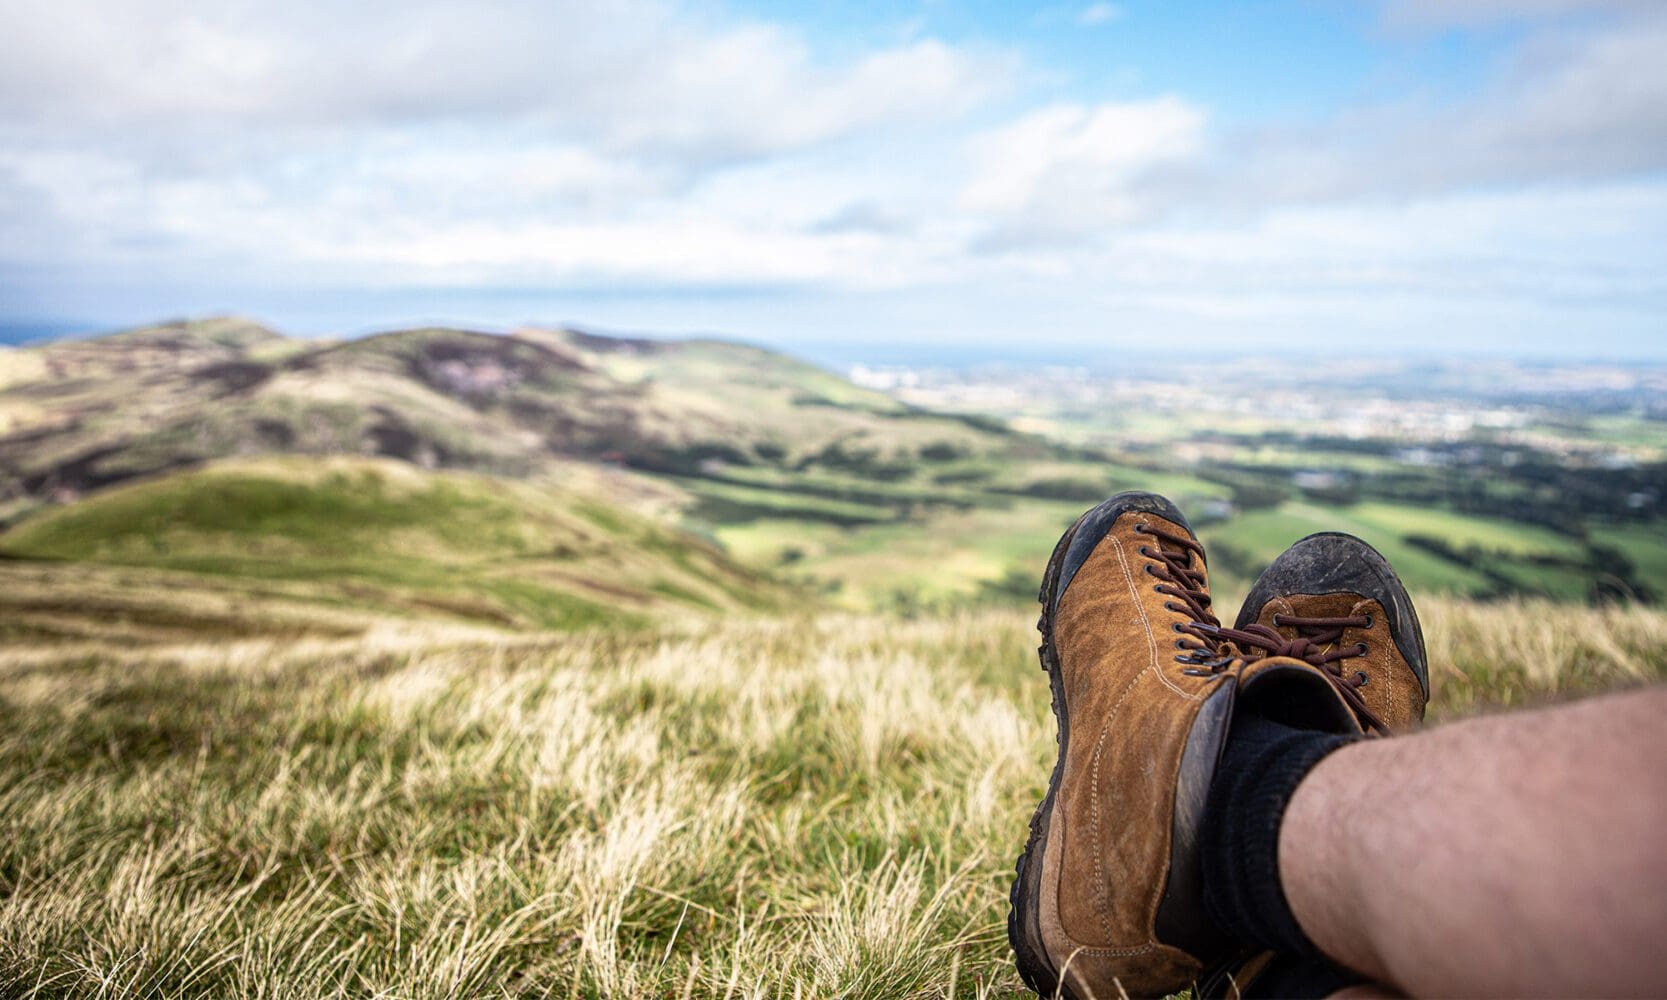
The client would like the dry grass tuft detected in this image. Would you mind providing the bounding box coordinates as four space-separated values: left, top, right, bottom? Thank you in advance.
0 602 1661 997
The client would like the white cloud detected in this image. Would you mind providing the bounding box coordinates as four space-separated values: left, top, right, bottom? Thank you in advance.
0 0 1009 167
959 4 1667 249
1293 6 1667 199
1077 3 1123 27
0 0 1664 357
0 0 1012 293
960 97 1206 245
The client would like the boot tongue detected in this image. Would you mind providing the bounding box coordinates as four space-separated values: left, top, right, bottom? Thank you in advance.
1236 657 1365 735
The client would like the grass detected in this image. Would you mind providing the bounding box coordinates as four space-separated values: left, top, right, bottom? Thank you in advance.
0 593 1663 998
1590 523 1667 598
716 498 1090 611
710 490 1663 612
1200 502 1496 603
0 614 1042 998
0 457 788 630
695 461 1657 611
1342 502 1583 559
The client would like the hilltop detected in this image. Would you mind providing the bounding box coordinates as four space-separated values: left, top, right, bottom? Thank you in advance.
0 317 1113 611
0 317 1000 507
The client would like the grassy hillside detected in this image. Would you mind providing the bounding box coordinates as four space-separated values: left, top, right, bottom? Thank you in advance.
5 318 1665 611
0 318 1024 514
0 603 1661 998
0 456 786 632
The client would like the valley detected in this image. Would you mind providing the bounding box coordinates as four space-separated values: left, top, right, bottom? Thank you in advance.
5 319 1664 622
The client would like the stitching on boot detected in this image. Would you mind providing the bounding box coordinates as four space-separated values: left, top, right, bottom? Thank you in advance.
1089 666 1148 942
1112 533 1192 699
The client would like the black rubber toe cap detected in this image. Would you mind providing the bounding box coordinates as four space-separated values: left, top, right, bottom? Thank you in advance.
1053 491 1194 615
1236 532 1429 698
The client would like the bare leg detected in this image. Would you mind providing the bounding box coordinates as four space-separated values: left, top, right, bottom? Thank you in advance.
1281 686 1667 997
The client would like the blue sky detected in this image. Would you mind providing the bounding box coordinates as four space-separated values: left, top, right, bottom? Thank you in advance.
1 0 1663 361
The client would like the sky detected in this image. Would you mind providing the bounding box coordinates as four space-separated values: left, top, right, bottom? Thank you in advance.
1 0 1664 363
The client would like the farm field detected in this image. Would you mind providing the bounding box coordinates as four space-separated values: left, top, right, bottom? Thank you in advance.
5 320 1665 612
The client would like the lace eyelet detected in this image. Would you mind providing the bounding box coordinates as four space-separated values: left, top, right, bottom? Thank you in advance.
1163 602 1182 613
1361 613 1374 629
1134 523 1151 534
1171 622 1185 634
1356 642 1369 655
1144 565 1159 578
1270 613 1285 627
1137 546 1154 557
1355 671 1370 686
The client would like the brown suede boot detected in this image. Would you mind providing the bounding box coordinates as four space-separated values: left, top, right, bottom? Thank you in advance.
1188 535 1431 1000
1220 532 1429 733
1009 492 1242 1000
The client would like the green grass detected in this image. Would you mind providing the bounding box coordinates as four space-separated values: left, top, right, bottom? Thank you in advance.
1342 502 1583 559
0 599 1662 998
1536 414 1667 454
1192 498 1633 606
5 460 557 563
1591 523 1667 599
712 484 1660 612
0 457 786 630
678 476 902 526
714 498 1088 611
1200 502 1496 602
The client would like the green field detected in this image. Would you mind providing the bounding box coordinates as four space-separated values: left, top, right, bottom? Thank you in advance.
0 457 786 631
706 489 1660 614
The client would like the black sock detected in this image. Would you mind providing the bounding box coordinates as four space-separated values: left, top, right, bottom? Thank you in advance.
1201 711 1359 961
1242 953 1361 1000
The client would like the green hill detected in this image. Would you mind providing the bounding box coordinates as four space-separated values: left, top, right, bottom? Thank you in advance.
0 456 786 633
0 318 1020 512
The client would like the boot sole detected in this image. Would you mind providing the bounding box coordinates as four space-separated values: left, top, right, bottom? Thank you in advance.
1008 491 1192 1000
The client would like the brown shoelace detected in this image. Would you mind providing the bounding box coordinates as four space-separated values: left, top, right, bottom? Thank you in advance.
1133 523 1226 668
1207 614 1387 732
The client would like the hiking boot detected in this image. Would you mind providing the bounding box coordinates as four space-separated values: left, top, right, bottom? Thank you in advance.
1221 532 1429 732
1186 534 1431 999
1009 491 1241 999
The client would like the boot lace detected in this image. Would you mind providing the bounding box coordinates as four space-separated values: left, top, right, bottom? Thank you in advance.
1133 524 1229 673
1207 614 1386 732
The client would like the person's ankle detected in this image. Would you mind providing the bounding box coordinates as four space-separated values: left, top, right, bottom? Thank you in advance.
1200 710 1359 958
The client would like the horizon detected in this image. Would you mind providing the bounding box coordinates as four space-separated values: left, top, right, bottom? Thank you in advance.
3 0 1665 360
8 313 1667 374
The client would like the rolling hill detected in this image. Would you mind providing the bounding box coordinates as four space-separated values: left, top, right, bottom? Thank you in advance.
0 317 1106 612
3 317 1664 614
0 317 1013 509
0 455 786 635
